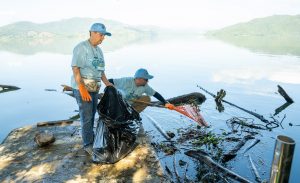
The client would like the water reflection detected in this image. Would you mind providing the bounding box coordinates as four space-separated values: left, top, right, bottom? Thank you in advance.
212 65 300 85
0 18 158 55
208 35 300 57
0 35 156 55
0 36 299 182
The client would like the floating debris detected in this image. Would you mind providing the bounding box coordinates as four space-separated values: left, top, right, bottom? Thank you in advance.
0 84 20 94
289 123 300 127
243 139 261 154
274 102 292 116
277 85 294 103
44 89 57 92
222 135 254 162
248 155 262 183
152 142 177 155
186 150 252 183
166 131 175 139
227 117 266 131
179 159 187 166
197 85 275 126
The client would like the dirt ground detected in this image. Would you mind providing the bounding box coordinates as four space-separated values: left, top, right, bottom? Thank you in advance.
0 121 167 183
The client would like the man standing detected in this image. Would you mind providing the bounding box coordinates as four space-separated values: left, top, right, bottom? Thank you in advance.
108 68 175 112
71 23 113 153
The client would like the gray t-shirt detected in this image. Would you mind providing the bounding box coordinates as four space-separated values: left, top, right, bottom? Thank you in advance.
71 40 105 89
113 77 156 101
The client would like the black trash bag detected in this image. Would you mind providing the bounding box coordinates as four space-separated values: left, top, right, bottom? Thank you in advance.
92 86 141 164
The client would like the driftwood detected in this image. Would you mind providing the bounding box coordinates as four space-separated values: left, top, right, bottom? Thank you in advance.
278 85 294 103
183 162 189 182
197 85 270 124
144 114 171 141
222 135 254 162
153 92 206 105
248 155 262 183
274 102 292 116
165 165 173 178
34 131 55 147
62 84 206 106
0 84 20 94
228 117 266 130
243 139 260 154
185 150 252 183
37 120 74 127
173 155 181 182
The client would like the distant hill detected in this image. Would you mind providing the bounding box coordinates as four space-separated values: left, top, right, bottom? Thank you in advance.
0 17 157 55
206 15 300 56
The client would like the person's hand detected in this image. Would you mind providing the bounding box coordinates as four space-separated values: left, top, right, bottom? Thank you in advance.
105 82 114 87
165 103 175 110
79 84 92 101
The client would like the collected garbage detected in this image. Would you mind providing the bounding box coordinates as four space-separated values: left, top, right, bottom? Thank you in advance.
92 86 141 164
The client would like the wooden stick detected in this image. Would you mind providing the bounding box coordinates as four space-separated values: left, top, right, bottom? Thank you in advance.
144 114 171 140
248 155 262 183
197 85 270 124
0 84 20 93
173 154 181 182
277 85 294 103
183 162 189 182
131 99 165 108
37 119 74 127
274 102 291 116
185 150 252 183
221 135 253 162
0 84 20 89
243 139 260 154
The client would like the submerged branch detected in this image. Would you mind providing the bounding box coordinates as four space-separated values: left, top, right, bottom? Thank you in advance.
221 135 253 162
185 150 252 183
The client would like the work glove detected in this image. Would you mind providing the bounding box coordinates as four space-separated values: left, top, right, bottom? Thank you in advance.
79 84 92 101
165 103 175 110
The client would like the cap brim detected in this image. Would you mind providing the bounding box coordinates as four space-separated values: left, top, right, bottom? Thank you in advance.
104 32 111 36
147 75 154 79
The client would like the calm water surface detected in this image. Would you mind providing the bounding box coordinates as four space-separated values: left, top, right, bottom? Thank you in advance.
1 36 299 182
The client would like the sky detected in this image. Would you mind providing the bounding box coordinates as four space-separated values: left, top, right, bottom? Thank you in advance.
0 0 299 30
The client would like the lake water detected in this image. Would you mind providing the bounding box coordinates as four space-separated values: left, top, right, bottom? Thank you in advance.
0 36 299 182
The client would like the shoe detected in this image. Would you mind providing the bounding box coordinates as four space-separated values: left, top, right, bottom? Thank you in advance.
84 145 94 156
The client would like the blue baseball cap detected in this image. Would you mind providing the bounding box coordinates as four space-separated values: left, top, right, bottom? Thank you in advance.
134 68 154 79
90 23 111 36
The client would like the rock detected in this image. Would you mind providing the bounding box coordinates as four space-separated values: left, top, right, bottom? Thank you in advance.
166 131 175 139
179 160 187 166
34 131 55 147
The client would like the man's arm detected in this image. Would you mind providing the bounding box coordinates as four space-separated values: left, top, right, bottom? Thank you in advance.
153 92 175 110
153 92 167 104
72 67 83 86
101 72 113 86
72 66 92 101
